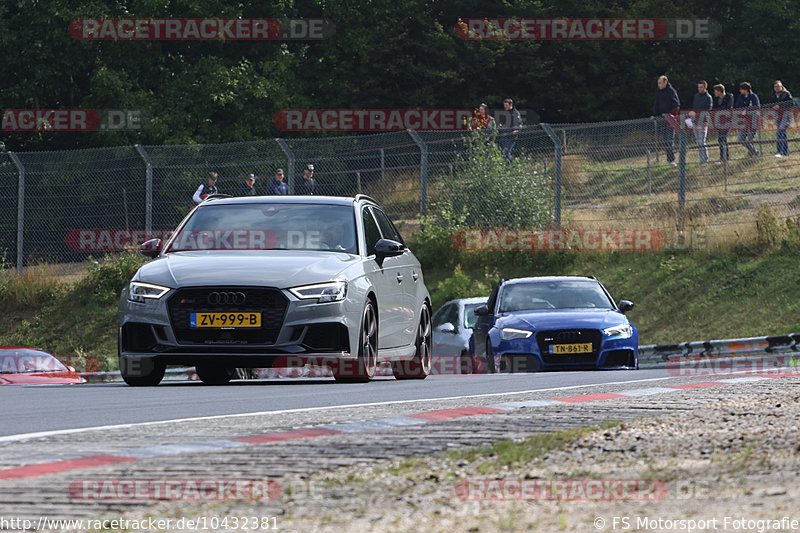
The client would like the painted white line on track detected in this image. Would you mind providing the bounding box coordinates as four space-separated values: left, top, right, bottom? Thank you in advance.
0 372 769 443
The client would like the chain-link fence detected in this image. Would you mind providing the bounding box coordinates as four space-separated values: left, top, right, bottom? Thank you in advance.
2 116 800 272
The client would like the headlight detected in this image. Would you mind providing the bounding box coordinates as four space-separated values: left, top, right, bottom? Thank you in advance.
501 328 533 340
289 281 347 303
603 324 633 338
128 282 170 303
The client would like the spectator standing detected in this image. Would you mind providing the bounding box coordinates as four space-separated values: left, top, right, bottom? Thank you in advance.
771 80 793 157
296 164 316 195
735 82 761 157
712 84 734 162
650 75 681 165
192 171 219 205
266 168 289 195
497 98 522 161
689 81 713 164
236 173 257 196
471 103 497 145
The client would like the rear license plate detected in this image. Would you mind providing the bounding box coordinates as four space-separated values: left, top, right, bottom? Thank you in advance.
190 312 261 328
549 343 592 354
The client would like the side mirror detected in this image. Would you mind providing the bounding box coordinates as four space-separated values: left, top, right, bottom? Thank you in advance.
436 322 456 334
618 300 634 313
474 304 489 316
140 238 162 259
374 238 405 258
67 365 77 373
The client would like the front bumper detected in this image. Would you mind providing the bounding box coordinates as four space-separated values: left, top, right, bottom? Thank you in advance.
494 331 638 370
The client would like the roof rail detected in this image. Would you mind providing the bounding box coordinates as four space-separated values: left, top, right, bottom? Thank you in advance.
354 194 378 204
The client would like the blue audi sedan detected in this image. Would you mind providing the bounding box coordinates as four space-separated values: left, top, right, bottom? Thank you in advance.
472 276 637 372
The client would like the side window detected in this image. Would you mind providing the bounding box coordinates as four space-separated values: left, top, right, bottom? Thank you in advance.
443 304 459 330
370 207 405 245
432 304 453 328
362 208 382 256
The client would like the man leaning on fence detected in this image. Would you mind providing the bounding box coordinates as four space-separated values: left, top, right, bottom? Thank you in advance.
712 84 734 163
771 80 793 157
192 171 219 206
650 75 680 166
689 80 713 164
735 82 761 157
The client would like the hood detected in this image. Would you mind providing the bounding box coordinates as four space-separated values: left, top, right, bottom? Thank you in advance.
135 250 360 289
496 309 628 331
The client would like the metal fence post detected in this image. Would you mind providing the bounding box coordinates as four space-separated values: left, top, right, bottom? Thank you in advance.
407 130 428 216
540 123 562 228
134 144 153 232
678 130 687 231
8 152 24 272
380 148 385 180
275 139 295 194
646 150 652 195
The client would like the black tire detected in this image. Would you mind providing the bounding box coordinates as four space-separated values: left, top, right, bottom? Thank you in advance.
393 304 432 380
334 300 378 383
120 357 165 387
195 364 236 385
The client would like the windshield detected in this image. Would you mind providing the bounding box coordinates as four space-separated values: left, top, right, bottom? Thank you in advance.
0 349 69 374
166 203 357 254
498 280 613 313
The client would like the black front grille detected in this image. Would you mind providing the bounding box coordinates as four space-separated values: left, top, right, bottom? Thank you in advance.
537 329 602 365
167 287 287 345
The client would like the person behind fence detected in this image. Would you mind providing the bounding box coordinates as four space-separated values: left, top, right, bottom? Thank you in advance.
266 168 289 195
497 98 522 161
712 84 734 163
688 80 713 164
650 75 680 166
771 80 793 157
192 171 219 205
470 103 496 141
735 82 761 157
236 173 257 196
296 164 316 195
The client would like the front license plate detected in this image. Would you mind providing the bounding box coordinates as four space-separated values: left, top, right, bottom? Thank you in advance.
190 312 261 328
549 343 592 354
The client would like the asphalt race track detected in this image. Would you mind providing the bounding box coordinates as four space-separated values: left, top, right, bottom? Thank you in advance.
0 369 674 438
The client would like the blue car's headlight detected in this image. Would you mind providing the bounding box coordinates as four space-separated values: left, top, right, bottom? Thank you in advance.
603 324 633 338
128 282 171 303
289 281 347 303
501 328 533 340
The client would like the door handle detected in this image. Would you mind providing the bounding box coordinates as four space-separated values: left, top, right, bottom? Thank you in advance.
396 273 403 283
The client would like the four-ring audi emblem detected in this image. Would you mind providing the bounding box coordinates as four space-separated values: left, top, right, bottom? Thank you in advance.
207 291 246 305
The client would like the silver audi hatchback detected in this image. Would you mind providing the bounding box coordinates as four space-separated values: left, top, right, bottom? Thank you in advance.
118 195 431 385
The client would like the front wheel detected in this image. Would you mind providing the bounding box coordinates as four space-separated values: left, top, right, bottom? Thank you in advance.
120 357 165 387
334 300 378 383
393 305 432 380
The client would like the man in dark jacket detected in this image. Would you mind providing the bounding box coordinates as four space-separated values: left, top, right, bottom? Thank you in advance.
735 82 761 156
689 80 713 164
712 84 734 162
771 80 793 157
296 164 316 195
236 173 257 196
650 75 681 165
498 98 522 162
266 168 289 195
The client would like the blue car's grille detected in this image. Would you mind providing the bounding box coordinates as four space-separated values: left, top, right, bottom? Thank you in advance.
536 329 602 365
167 287 287 345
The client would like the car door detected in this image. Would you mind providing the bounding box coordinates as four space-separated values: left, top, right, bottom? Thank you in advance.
369 206 417 347
473 285 500 357
361 206 406 349
432 302 460 357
